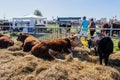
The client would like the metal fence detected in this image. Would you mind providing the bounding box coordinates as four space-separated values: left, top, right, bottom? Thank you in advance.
0 26 119 40
34 27 120 40
34 27 73 40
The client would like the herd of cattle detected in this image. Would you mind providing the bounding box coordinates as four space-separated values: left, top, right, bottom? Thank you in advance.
0 31 120 65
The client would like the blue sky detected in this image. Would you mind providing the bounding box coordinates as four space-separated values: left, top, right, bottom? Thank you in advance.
0 0 120 20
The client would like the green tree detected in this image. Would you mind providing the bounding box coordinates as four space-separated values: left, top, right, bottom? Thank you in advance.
34 10 42 16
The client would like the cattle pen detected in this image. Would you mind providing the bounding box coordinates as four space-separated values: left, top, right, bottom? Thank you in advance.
33 26 120 49
0 25 120 51
33 27 120 39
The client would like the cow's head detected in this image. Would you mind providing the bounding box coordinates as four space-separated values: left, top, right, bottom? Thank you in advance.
87 33 105 48
87 38 94 48
68 34 82 47
17 33 30 43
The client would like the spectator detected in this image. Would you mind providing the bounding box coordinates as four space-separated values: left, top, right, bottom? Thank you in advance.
89 18 96 38
80 16 89 40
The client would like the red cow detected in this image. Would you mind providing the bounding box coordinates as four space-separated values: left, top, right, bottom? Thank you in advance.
0 34 14 48
100 23 120 36
31 35 82 60
17 33 40 52
112 23 120 36
100 23 111 35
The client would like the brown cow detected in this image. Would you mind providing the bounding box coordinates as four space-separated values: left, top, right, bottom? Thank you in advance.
100 22 120 36
31 35 82 60
0 34 14 48
112 23 120 36
100 23 111 35
17 33 40 52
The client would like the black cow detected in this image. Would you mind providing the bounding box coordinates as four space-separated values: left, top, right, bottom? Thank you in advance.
88 33 113 65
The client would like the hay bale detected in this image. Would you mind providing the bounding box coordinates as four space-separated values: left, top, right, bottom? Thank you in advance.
36 64 68 80
74 46 90 55
14 41 22 47
10 51 27 57
109 53 120 66
1 47 120 80
21 62 37 73
8 46 22 51
24 74 35 80
65 54 73 62
7 41 23 51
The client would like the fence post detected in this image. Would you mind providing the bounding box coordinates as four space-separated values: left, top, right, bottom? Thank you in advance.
110 24 112 38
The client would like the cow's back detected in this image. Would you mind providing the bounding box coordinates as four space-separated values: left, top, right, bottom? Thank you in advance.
100 23 109 28
0 36 14 48
112 23 120 28
23 35 40 52
98 37 113 54
41 38 71 52
31 42 54 60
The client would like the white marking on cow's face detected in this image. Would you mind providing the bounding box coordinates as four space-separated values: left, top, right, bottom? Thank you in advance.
69 35 82 47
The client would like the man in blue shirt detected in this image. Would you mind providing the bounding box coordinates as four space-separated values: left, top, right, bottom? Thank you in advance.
80 16 89 38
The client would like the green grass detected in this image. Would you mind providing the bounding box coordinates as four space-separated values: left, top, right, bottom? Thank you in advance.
112 38 119 52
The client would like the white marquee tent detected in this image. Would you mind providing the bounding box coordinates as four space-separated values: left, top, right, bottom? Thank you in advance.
12 14 47 29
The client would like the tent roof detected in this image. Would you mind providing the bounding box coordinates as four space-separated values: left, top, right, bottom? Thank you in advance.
14 14 46 19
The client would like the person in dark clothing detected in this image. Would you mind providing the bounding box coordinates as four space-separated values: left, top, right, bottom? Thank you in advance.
89 18 96 38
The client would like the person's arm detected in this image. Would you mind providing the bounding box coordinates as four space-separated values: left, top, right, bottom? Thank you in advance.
80 21 83 27
88 22 91 28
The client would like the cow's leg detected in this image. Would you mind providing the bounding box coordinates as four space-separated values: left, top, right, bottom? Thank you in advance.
68 48 74 58
104 54 109 66
99 54 103 65
94 47 98 56
48 49 65 62
23 44 31 52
